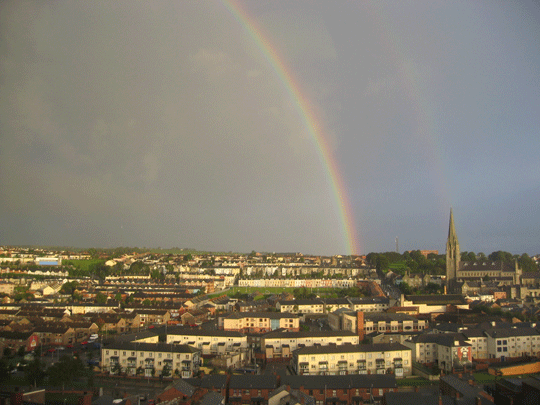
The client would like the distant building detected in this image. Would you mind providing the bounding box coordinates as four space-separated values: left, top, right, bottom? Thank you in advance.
445 209 522 293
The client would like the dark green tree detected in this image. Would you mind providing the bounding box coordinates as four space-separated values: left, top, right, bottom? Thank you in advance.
519 253 538 272
95 292 107 304
0 359 10 384
25 358 46 387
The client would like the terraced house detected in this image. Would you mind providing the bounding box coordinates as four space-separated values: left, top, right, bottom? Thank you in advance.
292 343 412 378
101 342 200 378
262 330 359 362
485 327 540 360
165 329 248 356
219 312 300 333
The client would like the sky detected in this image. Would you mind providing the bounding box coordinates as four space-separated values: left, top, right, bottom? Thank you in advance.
1 1 540 256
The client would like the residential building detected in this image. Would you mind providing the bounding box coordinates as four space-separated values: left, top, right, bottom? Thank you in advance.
228 374 278 405
165 328 248 356
101 341 200 378
291 343 412 377
262 330 359 361
282 374 398 405
219 312 300 333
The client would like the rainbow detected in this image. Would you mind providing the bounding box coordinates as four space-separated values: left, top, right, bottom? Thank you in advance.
223 0 360 255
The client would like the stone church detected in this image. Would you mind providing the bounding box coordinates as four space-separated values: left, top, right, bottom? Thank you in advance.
445 209 522 294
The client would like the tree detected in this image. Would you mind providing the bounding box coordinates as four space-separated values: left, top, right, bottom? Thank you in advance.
25 358 46 387
376 255 389 272
162 364 171 378
0 359 10 384
488 251 514 263
112 362 122 375
519 253 538 272
398 282 412 295
48 355 86 386
95 292 107 304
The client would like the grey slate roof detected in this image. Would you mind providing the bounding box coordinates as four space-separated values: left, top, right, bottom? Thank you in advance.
199 391 224 405
169 379 196 396
281 374 397 389
229 374 277 390
293 342 410 355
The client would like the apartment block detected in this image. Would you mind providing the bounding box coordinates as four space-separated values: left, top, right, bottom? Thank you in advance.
292 343 412 378
262 330 359 361
101 341 200 378
166 329 248 356
219 312 300 333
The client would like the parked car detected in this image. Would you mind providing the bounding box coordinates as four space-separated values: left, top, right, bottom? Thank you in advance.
57 346 65 351
66 344 74 349
47 348 56 353
81 341 88 345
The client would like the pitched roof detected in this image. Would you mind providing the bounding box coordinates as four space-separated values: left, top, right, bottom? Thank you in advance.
229 374 277 389
282 374 397 389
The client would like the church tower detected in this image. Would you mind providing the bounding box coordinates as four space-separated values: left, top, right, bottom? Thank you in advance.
446 208 460 293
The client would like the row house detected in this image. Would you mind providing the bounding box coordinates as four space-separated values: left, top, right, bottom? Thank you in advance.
236 301 270 313
281 374 398 405
485 327 540 359
185 374 228 400
349 297 390 312
329 311 426 339
32 325 75 346
228 374 278 405
59 320 99 342
292 343 412 378
85 313 127 334
69 302 120 314
277 300 325 314
115 311 141 331
219 312 300 333
0 283 15 296
179 308 208 325
135 309 171 326
0 331 39 353
263 330 359 362
166 329 248 356
428 324 540 361
101 341 200 378
403 333 473 372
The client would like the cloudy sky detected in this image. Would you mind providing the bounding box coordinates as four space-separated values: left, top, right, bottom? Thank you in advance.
1 1 540 256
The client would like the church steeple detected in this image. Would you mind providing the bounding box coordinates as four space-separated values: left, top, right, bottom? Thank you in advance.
448 208 459 245
446 208 460 293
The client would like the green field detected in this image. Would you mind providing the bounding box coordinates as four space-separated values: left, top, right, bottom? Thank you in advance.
63 259 105 272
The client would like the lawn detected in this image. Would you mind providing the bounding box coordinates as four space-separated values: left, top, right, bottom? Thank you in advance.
63 258 105 272
473 372 499 383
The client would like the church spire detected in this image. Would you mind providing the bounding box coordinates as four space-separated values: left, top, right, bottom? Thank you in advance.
448 208 459 244
446 208 460 293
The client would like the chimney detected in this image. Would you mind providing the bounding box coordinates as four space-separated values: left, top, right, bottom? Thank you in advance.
357 311 365 341
414 386 419 393
468 379 474 386
475 397 482 405
438 395 443 405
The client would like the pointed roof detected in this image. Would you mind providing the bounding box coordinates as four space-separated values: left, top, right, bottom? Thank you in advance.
448 208 459 244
